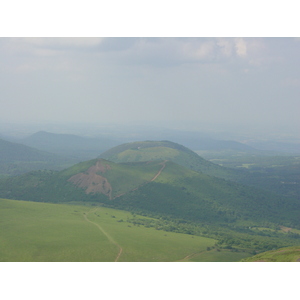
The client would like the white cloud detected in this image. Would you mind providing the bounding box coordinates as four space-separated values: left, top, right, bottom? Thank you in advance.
180 40 215 60
234 38 247 57
216 38 233 57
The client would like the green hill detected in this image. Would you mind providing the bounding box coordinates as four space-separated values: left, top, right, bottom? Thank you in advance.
99 141 300 200
99 140 244 180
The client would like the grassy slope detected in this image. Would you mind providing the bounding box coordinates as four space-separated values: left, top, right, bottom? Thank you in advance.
101 161 165 198
0 159 165 202
61 159 165 198
99 140 242 181
100 141 300 201
0 198 222 262
242 246 300 262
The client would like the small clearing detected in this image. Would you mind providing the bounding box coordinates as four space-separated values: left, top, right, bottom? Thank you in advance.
280 226 292 233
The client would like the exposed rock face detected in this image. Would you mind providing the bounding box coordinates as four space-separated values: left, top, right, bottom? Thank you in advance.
68 160 112 199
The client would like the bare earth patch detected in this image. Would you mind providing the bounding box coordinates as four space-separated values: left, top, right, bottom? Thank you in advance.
280 226 292 233
68 160 112 199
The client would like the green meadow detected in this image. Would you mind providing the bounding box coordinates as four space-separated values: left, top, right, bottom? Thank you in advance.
0 198 231 262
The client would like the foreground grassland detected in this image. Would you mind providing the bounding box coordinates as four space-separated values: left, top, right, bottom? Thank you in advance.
1 198 249 262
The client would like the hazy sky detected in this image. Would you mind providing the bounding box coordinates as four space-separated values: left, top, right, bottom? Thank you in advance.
1 37 299 135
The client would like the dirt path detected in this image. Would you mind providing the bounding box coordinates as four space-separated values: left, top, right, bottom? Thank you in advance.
150 160 167 182
177 250 206 262
113 160 168 199
83 208 123 262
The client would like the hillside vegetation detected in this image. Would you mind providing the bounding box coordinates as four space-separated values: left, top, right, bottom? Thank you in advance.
1 157 299 227
242 245 300 262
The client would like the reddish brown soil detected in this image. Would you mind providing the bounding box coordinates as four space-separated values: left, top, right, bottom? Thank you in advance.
68 160 112 199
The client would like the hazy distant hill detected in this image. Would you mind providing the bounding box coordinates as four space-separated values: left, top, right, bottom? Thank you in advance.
21 131 119 160
92 126 259 153
244 140 300 154
160 133 258 152
0 138 74 176
0 138 58 162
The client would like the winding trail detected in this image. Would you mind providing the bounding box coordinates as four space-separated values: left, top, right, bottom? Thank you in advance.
177 250 207 262
113 160 167 199
150 160 167 182
82 161 167 260
83 208 123 262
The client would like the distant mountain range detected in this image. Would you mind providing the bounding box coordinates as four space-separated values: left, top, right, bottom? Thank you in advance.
156 133 258 152
0 138 76 176
244 140 300 154
21 131 119 160
0 138 59 162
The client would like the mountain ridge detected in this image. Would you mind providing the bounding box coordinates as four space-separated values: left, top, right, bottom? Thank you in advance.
21 131 119 160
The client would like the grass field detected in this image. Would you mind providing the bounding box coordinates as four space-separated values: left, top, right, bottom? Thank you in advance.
0 198 117 261
1 198 243 262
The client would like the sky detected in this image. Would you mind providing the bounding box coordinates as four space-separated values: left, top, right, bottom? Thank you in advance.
0 37 299 137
